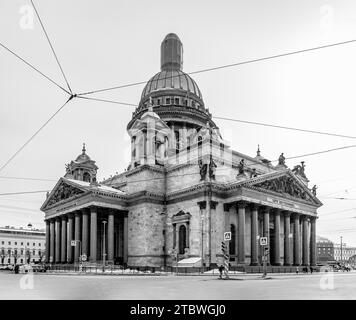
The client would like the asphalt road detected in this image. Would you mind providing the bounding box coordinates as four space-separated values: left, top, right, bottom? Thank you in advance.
0 271 355 300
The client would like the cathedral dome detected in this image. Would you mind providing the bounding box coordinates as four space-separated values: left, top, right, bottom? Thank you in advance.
140 69 203 103
128 33 216 130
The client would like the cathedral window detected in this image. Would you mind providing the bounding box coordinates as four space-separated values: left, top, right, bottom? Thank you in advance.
83 172 91 183
174 97 179 105
178 225 187 254
166 97 171 105
157 99 161 105
184 99 188 106
191 101 195 108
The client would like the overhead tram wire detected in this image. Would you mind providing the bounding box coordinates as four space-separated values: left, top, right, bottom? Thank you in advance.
0 190 50 196
0 97 73 174
0 41 69 94
76 95 138 107
77 38 356 97
213 117 356 141
30 0 73 94
77 96 356 141
0 176 56 182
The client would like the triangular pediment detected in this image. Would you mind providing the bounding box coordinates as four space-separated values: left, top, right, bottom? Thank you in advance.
244 170 322 206
41 178 87 210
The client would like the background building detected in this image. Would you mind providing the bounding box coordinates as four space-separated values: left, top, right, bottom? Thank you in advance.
41 34 322 271
316 236 334 263
0 226 46 265
334 243 356 262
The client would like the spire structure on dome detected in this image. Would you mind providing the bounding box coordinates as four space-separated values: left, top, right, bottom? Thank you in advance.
257 145 261 157
161 33 183 71
82 143 86 154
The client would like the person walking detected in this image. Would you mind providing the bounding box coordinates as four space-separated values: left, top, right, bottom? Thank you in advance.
218 265 224 279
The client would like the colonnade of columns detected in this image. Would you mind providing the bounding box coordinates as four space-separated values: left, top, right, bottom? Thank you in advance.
45 207 128 264
232 201 317 266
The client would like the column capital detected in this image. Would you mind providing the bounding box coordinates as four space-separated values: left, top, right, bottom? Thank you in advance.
75 211 82 217
250 203 259 211
197 201 206 210
81 208 90 215
61 215 67 222
67 212 75 219
282 211 291 217
292 212 300 219
260 206 270 214
223 203 231 212
210 201 218 210
273 208 281 215
236 201 248 209
108 208 116 215
90 206 97 213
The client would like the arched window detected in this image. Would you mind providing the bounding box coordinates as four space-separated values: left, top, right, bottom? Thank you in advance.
229 224 236 255
83 172 91 182
179 225 187 254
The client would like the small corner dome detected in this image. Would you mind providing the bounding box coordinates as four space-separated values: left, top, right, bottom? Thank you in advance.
75 143 92 163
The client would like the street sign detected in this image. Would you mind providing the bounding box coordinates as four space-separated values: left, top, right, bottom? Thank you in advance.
260 237 268 246
81 254 87 262
71 240 76 246
264 248 269 255
224 232 231 241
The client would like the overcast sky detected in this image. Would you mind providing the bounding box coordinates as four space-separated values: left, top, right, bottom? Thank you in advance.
1 0 356 247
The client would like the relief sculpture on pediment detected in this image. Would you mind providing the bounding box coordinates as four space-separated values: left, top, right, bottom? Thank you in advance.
254 176 310 201
47 184 84 206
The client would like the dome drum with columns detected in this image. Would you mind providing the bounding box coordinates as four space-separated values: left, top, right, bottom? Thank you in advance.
41 33 322 272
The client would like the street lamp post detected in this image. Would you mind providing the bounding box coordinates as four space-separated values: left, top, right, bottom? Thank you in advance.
102 221 107 271
340 236 343 263
24 222 32 265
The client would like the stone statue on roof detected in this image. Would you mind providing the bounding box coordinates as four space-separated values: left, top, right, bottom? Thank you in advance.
278 153 285 166
312 185 317 196
237 159 245 175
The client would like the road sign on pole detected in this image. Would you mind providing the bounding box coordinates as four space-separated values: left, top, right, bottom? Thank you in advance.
224 232 231 241
260 237 268 246
221 241 229 279
71 240 76 246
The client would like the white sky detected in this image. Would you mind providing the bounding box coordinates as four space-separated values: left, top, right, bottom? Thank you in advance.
1 0 356 246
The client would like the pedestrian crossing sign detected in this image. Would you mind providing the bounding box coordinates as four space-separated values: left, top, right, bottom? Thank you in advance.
224 232 231 241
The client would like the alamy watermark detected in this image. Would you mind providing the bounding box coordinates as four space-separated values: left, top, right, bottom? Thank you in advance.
19 5 34 30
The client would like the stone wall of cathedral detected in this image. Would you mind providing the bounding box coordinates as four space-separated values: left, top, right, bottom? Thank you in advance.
127 202 165 267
